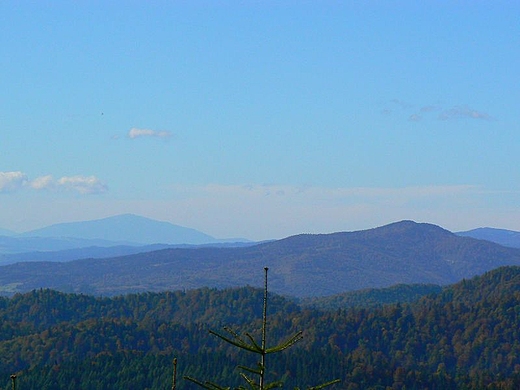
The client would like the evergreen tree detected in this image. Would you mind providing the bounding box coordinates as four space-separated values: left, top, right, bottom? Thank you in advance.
185 268 340 390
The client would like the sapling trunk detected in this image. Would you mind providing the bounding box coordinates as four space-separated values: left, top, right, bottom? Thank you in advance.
184 268 339 390
259 267 268 390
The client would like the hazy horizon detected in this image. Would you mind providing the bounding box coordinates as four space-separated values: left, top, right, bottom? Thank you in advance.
0 213 516 244
2 2 519 241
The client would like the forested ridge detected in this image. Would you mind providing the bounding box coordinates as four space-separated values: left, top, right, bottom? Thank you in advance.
300 283 443 310
2 267 520 389
4 220 520 298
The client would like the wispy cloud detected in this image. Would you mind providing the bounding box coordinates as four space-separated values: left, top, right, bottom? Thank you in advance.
439 106 495 121
171 183 477 203
382 99 412 116
0 181 499 241
57 176 108 194
382 100 496 123
156 183 481 240
0 171 107 195
390 99 413 109
128 128 172 139
0 171 28 193
420 105 440 113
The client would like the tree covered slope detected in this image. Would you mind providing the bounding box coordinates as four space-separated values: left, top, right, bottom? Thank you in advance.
2 266 520 389
2 220 520 297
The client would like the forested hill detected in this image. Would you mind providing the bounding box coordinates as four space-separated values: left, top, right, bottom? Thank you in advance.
2 220 520 297
301 283 443 310
2 266 520 389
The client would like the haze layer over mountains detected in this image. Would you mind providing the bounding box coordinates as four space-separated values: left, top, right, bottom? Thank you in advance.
2 216 520 297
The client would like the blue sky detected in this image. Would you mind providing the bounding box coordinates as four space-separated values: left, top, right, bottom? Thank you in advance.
1 1 519 240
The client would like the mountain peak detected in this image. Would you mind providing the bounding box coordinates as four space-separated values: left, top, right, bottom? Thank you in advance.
380 219 451 232
19 214 217 245
359 220 454 241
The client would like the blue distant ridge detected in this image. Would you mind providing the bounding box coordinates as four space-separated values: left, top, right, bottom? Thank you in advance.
17 214 217 245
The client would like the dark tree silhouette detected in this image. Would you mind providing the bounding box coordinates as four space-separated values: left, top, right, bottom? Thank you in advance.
185 267 340 390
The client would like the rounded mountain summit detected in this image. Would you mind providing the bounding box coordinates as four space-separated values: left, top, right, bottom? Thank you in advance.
19 214 218 245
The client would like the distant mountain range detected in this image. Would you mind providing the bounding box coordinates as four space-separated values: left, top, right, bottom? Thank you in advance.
2 220 520 297
2 214 520 256
0 235 132 255
18 214 219 245
0 243 173 264
0 214 251 259
456 227 520 248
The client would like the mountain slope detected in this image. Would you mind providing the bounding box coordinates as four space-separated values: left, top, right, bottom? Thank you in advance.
3 220 520 297
0 235 125 255
0 244 173 265
0 241 258 265
0 228 15 236
457 227 520 248
19 213 217 245
254 220 520 293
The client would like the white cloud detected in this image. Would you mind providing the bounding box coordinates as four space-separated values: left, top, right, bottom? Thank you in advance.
57 176 108 194
0 171 28 192
128 128 171 139
1 172 107 195
30 175 55 190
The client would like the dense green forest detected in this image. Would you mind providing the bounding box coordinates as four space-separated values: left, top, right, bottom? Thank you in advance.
300 283 443 310
2 267 520 389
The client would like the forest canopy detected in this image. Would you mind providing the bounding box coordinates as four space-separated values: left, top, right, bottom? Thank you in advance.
2 266 520 389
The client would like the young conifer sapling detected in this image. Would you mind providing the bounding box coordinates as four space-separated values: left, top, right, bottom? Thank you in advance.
184 267 340 390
